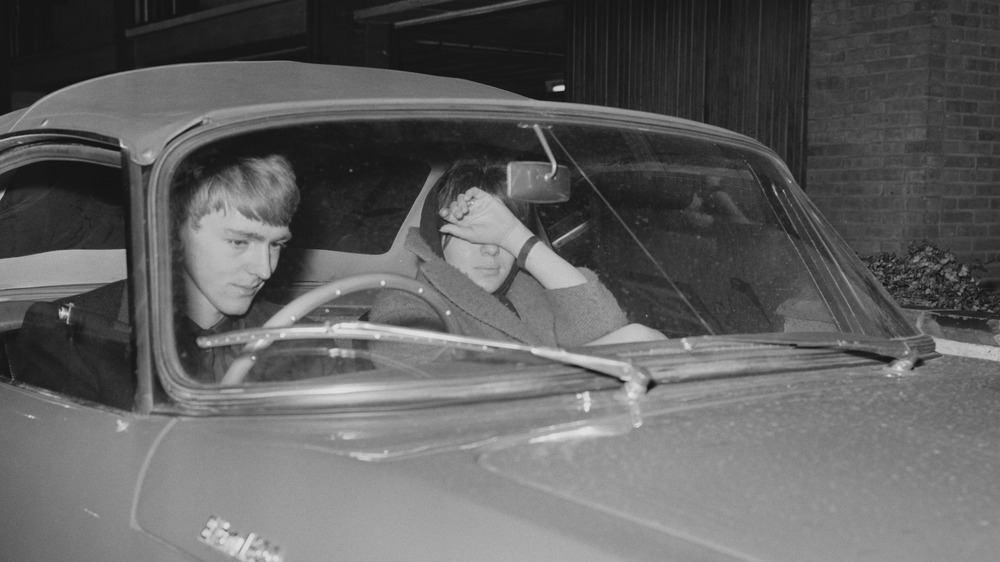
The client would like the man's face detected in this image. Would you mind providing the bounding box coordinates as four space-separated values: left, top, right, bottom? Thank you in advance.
180 208 291 328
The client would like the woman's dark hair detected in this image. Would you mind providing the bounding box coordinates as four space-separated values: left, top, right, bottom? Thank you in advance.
435 160 531 224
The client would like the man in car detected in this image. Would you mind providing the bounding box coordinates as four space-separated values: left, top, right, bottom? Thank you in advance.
12 150 303 407
170 151 300 382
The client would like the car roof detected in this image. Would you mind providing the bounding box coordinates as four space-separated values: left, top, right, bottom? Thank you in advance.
0 61 529 164
0 61 765 167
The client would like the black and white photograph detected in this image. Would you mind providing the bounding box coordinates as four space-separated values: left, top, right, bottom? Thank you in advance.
1 1 999 560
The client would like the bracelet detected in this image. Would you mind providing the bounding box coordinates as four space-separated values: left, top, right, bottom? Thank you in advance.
516 235 541 269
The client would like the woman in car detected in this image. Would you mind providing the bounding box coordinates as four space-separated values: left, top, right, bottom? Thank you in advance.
369 159 663 356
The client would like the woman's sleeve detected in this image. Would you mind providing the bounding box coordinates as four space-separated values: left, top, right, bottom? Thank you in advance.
546 268 628 346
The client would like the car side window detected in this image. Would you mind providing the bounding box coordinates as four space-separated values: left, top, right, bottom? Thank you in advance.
0 159 134 410
0 161 125 258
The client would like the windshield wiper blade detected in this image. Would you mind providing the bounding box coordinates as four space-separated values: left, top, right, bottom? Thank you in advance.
198 322 653 397
677 332 921 373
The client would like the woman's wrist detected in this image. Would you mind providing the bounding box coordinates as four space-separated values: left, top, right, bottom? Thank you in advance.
500 225 534 257
516 235 541 269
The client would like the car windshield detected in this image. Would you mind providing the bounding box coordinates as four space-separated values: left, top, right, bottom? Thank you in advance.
161 115 916 393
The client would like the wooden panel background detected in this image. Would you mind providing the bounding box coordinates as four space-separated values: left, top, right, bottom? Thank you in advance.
567 0 810 183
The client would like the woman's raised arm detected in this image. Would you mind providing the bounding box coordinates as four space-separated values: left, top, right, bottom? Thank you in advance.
438 187 587 289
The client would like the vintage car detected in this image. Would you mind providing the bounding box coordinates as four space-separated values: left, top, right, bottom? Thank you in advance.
0 62 997 561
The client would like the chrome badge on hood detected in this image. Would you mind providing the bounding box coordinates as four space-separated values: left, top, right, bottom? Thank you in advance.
200 516 283 562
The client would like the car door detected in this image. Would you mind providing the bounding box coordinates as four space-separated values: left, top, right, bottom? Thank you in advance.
0 138 179 560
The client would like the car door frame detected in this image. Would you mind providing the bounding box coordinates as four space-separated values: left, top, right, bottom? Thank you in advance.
0 131 182 559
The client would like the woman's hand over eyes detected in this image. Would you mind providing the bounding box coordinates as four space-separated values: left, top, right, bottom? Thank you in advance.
438 187 531 254
441 188 587 290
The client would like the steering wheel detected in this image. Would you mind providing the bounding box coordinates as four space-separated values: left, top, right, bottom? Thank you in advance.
220 273 459 385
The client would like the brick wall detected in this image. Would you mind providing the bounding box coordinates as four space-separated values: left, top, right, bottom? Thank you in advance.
808 0 1000 282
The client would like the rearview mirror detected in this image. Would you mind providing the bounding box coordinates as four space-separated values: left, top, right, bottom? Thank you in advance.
506 161 571 203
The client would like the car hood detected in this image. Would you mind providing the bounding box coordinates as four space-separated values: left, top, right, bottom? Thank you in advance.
479 353 1000 560
135 353 1000 561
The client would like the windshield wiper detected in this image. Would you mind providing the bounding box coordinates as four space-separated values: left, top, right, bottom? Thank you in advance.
668 332 924 373
198 322 653 398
